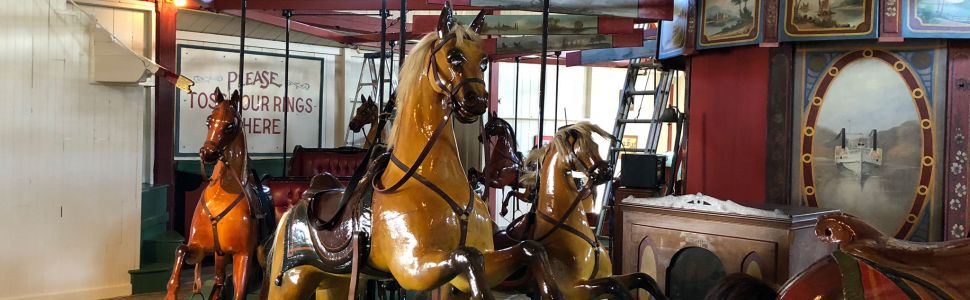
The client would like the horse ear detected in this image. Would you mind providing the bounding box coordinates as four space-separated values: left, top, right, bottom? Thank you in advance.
437 2 455 39
361 94 366 103
231 90 242 106
469 10 486 34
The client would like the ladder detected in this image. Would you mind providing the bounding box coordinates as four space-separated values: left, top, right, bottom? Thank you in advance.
594 58 674 239
344 52 396 147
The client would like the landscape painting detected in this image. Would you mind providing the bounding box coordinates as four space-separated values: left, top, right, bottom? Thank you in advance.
659 0 689 58
697 0 762 48
781 0 877 40
495 34 615 55
793 42 946 241
904 0 970 38
470 0 640 18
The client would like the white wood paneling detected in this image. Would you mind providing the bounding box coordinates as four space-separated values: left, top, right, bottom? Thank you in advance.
0 0 149 299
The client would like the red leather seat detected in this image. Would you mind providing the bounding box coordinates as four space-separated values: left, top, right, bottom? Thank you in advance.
288 146 368 183
264 146 368 221
263 177 312 223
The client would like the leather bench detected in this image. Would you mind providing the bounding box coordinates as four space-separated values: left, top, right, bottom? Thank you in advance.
288 146 368 183
262 177 312 223
263 146 369 221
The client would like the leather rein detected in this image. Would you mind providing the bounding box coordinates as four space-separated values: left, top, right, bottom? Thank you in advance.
372 32 487 248
530 144 604 280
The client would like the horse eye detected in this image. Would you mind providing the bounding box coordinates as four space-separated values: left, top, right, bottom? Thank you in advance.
224 123 235 132
480 57 489 71
447 49 465 67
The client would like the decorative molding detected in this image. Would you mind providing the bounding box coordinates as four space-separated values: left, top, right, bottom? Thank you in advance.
945 41 970 240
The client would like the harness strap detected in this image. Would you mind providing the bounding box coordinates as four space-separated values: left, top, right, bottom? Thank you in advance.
373 107 453 193
390 157 476 247
201 192 245 256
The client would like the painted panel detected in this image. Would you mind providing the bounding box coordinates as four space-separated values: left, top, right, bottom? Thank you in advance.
659 0 690 58
903 0 970 38
780 0 879 41
176 45 325 158
488 33 641 55
697 0 764 49
565 39 657 66
792 42 946 241
944 42 970 240
433 0 651 19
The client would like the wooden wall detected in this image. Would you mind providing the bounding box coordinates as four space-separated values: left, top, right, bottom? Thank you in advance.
685 46 771 206
0 0 152 298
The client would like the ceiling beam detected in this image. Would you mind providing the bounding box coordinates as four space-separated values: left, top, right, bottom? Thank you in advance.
222 9 359 44
294 15 409 35
212 0 471 11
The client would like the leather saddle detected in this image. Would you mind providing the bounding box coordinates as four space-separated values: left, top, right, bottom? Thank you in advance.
279 149 391 279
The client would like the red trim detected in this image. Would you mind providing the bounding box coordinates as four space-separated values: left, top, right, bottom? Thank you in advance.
155 1 177 229
878 0 903 42
222 10 357 44
292 15 406 35
212 0 452 11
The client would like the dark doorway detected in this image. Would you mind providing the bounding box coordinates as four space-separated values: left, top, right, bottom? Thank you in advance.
666 247 726 300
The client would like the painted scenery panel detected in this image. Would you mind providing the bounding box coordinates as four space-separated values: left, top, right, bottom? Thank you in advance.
698 0 763 48
781 0 877 40
793 43 946 241
659 0 690 58
471 0 640 18
903 0 970 38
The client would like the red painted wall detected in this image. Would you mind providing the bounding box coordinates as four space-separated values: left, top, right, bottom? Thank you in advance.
685 46 769 206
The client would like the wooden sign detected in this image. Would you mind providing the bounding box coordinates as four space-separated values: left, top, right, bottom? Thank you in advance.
428 0 673 20
176 45 324 158
412 15 636 36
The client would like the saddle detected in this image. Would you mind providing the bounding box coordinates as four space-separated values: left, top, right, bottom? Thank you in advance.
279 148 392 280
817 213 970 297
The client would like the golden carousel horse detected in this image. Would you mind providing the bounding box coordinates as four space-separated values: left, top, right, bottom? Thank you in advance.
779 213 970 299
348 95 388 149
497 122 667 299
165 88 274 300
266 5 564 299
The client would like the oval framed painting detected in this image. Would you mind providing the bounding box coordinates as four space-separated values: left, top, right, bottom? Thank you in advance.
793 42 946 240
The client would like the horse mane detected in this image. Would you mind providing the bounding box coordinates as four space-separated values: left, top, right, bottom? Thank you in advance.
389 25 481 145
518 122 613 189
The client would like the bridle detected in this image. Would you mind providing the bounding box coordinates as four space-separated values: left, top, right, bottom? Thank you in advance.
373 31 488 248
527 140 607 280
196 113 254 257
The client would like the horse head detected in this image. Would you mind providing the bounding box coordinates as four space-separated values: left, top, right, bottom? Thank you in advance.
481 112 524 188
428 6 489 123
199 87 242 164
349 95 378 133
551 122 615 186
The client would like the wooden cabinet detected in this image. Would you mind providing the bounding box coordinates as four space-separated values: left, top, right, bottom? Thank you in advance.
616 198 837 292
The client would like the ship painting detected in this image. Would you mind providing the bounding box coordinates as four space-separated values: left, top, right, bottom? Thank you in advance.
834 128 883 185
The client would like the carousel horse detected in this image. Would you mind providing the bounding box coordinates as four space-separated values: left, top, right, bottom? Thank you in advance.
348 95 391 149
166 88 274 300
498 122 667 300
476 112 531 217
779 213 970 299
267 5 564 299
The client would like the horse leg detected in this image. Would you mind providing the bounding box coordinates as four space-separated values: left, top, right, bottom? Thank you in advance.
388 247 492 299
476 240 563 300
166 244 203 300
576 277 631 300
609 273 667 300
210 254 229 300
232 253 251 300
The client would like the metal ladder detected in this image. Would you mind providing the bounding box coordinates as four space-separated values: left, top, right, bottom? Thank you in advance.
594 59 674 239
344 51 396 147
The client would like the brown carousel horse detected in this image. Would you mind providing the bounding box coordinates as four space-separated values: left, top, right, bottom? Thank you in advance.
779 213 970 299
348 95 386 149
267 5 564 299
496 122 667 299
166 88 274 300
475 112 532 217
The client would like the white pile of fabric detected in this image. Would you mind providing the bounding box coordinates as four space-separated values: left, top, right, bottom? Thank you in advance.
622 193 790 219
